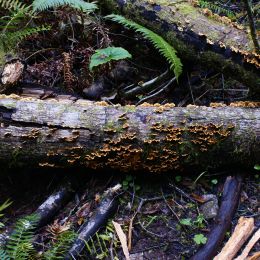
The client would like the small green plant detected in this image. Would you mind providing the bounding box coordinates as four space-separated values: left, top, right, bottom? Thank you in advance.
211 179 218 185
254 164 260 170
84 222 120 259
180 218 192 226
193 233 207 245
89 47 132 71
106 14 183 80
193 214 206 229
180 214 206 229
122 175 141 191
175 175 182 182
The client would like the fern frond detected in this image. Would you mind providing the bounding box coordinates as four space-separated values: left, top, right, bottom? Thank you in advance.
0 6 32 33
106 14 182 80
6 214 39 260
0 249 10 260
8 25 51 41
43 231 76 260
0 0 27 11
198 0 235 19
0 25 51 51
0 199 12 217
32 0 98 13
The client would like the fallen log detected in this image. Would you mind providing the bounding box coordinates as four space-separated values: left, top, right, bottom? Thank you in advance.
102 0 260 94
0 95 259 172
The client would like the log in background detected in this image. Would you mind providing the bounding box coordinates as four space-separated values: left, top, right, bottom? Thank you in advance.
0 95 259 172
102 0 260 94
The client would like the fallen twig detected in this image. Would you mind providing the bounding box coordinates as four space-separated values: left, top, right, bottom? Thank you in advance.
121 70 170 98
35 181 74 228
234 227 260 260
214 217 255 260
65 184 121 259
0 181 74 247
191 175 243 260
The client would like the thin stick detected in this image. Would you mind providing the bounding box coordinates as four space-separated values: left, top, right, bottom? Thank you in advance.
234 228 260 260
243 0 260 53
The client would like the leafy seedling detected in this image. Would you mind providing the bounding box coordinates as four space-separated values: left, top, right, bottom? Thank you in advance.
193 234 207 245
180 218 192 226
175 175 182 182
211 179 218 185
254 164 260 171
89 47 132 71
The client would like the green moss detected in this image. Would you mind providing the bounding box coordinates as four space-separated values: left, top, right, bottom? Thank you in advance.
123 105 136 113
178 3 196 15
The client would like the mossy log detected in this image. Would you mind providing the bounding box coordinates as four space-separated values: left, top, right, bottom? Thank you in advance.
0 94 259 172
102 0 260 94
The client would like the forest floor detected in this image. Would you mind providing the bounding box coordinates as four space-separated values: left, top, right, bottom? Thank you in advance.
0 168 259 259
0 0 259 259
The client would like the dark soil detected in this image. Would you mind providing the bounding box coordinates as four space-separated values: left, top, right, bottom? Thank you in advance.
0 169 259 259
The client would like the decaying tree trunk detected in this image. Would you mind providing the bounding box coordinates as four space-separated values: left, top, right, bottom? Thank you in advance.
102 0 260 94
0 94 259 172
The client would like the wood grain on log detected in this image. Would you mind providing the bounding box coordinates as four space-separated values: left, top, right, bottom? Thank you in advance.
214 217 255 260
0 95 259 171
235 228 260 260
102 0 260 93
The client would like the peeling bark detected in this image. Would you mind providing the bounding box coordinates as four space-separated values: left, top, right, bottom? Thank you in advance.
0 95 259 172
101 0 260 94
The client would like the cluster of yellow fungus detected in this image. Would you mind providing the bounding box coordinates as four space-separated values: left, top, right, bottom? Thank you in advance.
229 101 260 108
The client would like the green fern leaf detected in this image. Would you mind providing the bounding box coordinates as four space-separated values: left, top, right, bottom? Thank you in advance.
0 199 12 215
43 231 76 260
6 214 39 260
106 14 182 80
0 0 27 11
0 249 10 260
0 25 51 51
32 0 97 12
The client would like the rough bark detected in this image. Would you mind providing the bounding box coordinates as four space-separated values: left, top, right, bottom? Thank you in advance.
0 94 259 172
101 0 260 94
